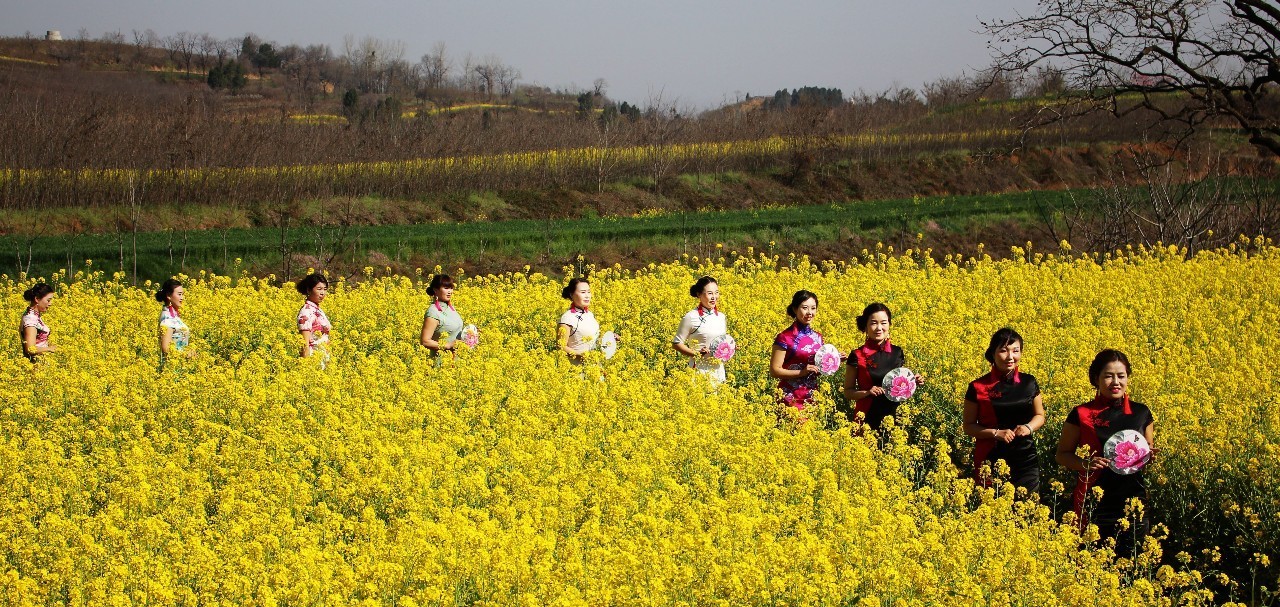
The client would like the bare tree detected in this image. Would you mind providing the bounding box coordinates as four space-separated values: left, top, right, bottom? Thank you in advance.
99 30 127 64
164 32 198 73
419 42 451 92
196 34 225 72
130 29 159 67
984 0 1280 156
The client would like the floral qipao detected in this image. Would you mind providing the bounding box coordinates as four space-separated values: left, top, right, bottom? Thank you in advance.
774 323 823 408
158 305 190 367
967 369 1042 491
846 340 907 430
19 307 50 360
1066 395 1155 528
297 300 332 348
673 306 727 383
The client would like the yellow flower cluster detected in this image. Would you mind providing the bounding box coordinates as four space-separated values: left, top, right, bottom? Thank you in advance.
2 240 1277 606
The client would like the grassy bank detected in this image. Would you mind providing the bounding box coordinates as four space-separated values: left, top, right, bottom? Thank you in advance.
2 189 1077 281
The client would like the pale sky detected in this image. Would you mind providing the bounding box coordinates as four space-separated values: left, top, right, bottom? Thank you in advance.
3 0 1039 109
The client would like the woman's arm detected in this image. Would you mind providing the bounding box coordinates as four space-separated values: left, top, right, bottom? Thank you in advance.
299 330 313 358
558 324 581 356
420 315 452 352
159 326 173 356
1014 394 1046 437
672 340 704 357
1055 422 1108 472
21 326 52 357
671 315 702 357
840 358 884 400
841 364 858 400
770 347 819 379
963 399 1012 441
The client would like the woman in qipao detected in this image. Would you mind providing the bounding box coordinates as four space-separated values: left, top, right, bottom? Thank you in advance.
19 283 56 361
672 276 727 384
1056 349 1156 554
420 274 465 362
296 273 332 362
156 279 194 369
769 290 824 411
558 278 600 362
842 303 910 431
962 328 1044 494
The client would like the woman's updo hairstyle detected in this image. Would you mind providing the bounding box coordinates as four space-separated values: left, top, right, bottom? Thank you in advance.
295 273 328 296
155 279 183 303
689 276 717 298
22 283 54 303
427 274 455 298
1088 349 1132 385
561 277 589 300
983 327 1023 363
785 290 818 319
855 303 892 332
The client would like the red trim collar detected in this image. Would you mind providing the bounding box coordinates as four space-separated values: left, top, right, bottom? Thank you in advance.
1088 393 1132 415
858 338 892 356
988 364 1021 385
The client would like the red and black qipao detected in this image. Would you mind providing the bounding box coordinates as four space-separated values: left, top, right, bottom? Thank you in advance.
845 340 906 430
1064 395 1154 527
966 369 1041 491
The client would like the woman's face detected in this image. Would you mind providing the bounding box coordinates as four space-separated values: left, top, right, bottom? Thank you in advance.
572 283 592 308
793 297 817 325
992 340 1021 373
309 282 328 305
863 311 891 343
437 284 454 303
167 286 185 309
1094 360 1129 399
34 293 54 312
698 283 719 311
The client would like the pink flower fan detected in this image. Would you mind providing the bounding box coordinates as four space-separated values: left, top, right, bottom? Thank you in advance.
461 324 480 349
709 334 736 362
881 367 918 403
1104 430 1152 475
815 344 842 376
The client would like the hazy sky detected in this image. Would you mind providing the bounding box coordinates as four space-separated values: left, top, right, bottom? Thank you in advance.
3 0 1039 109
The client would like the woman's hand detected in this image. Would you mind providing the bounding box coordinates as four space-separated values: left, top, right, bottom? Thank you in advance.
804 364 821 376
1086 456 1110 471
867 385 886 397
993 429 1016 443
1013 424 1032 438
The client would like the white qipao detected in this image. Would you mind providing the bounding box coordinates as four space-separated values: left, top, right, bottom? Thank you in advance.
559 307 599 358
673 307 727 384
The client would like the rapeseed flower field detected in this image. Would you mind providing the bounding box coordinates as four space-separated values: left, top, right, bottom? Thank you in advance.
2 240 1277 606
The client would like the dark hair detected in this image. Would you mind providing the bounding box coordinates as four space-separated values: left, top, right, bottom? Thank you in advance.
561 277 589 300
155 279 183 303
23 283 54 303
1088 349 1131 385
689 276 717 297
855 303 892 332
296 273 328 296
984 327 1024 363
785 290 818 318
427 274 455 298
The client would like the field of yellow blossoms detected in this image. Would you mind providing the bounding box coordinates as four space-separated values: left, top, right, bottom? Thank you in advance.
2 240 1278 606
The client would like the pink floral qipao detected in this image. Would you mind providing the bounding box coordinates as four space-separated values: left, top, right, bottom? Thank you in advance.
774 323 824 408
297 300 332 348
